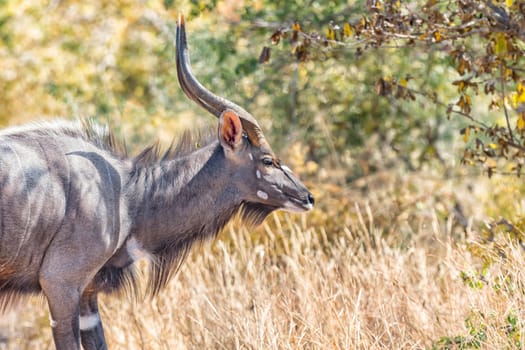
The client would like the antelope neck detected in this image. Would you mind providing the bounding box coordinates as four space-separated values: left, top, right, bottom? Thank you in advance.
126 142 242 253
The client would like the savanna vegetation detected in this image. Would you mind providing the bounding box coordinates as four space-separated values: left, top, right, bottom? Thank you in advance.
1 0 525 349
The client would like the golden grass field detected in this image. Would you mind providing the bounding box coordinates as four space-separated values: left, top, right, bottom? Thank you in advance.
1 167 524 349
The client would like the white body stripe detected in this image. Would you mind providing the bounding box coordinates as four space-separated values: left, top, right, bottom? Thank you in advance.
79 313 101 331
49 316 57 328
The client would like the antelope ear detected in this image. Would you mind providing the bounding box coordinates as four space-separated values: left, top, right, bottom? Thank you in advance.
219 109 243 151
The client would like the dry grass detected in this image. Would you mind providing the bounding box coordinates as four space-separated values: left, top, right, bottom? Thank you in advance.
1 170 525 349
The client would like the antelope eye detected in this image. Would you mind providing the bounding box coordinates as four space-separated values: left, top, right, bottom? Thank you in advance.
262 156 273 166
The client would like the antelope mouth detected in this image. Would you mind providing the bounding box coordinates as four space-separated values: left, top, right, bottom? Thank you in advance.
283 193 314 212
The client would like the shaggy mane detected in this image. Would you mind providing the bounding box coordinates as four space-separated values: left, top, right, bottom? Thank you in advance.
3 118 217 166
133 130 216 166
80 119 217 165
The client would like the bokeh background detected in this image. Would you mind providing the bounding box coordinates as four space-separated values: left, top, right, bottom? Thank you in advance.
1 0 525 349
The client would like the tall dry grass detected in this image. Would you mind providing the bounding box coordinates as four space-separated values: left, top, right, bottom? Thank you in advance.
1 170 524 349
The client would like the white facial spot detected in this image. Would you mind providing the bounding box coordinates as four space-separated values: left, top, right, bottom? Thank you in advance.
256 170 261 179
257 190 268 200
49 316 57 328
79 313 101 331
280 165 292 173
249 153 253 161
127 237 151 262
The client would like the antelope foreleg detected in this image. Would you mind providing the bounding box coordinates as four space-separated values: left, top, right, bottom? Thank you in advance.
40 284 82 350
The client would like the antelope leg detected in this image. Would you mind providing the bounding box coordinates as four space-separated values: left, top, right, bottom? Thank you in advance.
40 282 81 350
80 291 107 350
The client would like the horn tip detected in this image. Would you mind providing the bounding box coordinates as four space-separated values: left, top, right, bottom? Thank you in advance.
178 13 185 27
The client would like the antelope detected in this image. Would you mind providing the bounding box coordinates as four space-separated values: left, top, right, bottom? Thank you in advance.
0 14 313 350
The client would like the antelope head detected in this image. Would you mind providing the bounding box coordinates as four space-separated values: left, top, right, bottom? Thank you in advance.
176 15 314 219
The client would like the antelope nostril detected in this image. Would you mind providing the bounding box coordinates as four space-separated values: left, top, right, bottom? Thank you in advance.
307 193 315 206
